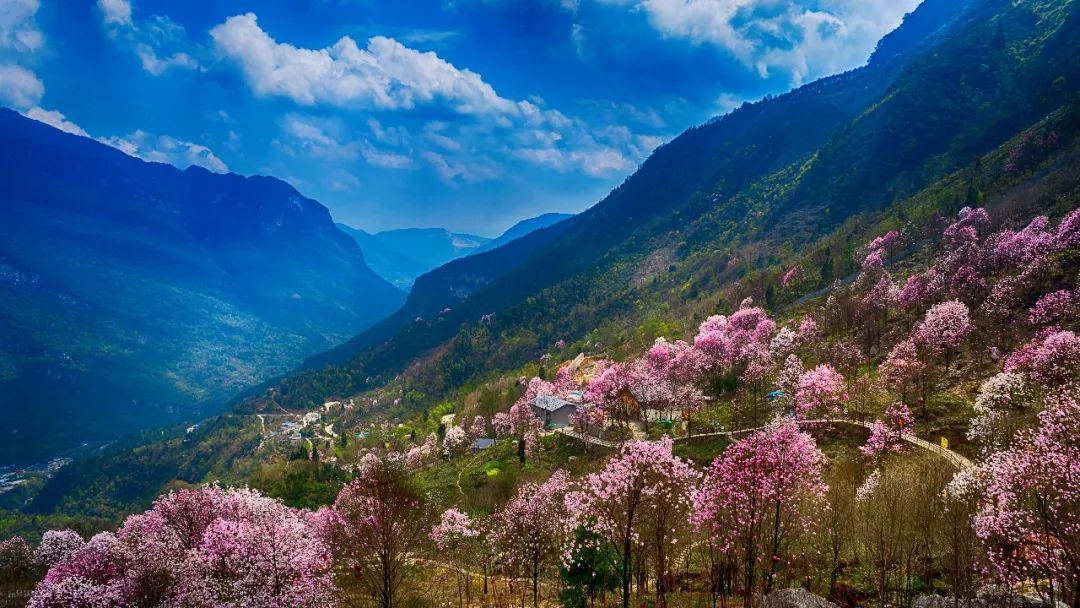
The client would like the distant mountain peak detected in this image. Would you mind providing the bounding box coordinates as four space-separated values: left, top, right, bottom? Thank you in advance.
339 212 576 291
0 109 405 465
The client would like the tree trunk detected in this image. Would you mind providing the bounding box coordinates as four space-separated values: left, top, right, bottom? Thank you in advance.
765 500 782 595
533 554 540 608
744 538 756 608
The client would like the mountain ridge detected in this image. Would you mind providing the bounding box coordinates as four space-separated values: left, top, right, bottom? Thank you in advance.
338 213 576 290
0 109 405 464
249 0 1078 415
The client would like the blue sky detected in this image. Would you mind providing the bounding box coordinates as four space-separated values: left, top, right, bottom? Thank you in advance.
0 0 921 235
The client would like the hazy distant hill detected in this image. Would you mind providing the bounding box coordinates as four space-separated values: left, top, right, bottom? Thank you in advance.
0 110 405 464
471 213 574 255
335 224 430 291
338 213 573 290
372 228 489 271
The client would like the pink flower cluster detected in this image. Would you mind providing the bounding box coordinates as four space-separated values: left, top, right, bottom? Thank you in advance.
781 265 805 289
430 508 478 551
860 402 914 458
914 300 971 353
794 364 847 418
692 420 827 555
1027 289 1076 326
1004 329 1080 388
972 393 1080 589
29 486 334 608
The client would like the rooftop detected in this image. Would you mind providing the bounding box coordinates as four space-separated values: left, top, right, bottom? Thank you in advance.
530 394 576 412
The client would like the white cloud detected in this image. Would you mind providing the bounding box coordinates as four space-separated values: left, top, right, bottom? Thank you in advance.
97 1 201 75
423 122 462 152
179 142 229 173
25 106 88 136
281 114 413 169
570 23 586 57
97 0 132 27
211 13 521 115
281 114 360 160
327 170 361 192
0 63 42 108
99 130 229 173
0 0 43 52
135 44 199 75
506 121 662 177
360 142 412 169
596 0 921 84
570 147 634 177
367 118 409 146
422 151 500 184
209 11 664 184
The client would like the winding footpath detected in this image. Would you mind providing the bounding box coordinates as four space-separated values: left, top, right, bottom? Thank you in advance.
559 418 974 470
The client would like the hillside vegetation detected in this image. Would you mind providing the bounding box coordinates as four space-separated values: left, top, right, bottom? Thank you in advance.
255 0 1080 419
5 1 1080 606
0 111 404 464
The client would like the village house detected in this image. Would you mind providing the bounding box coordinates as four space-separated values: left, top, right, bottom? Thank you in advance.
529 395 578 429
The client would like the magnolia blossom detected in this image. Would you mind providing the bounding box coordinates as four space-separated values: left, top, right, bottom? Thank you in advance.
944 207 991 243
693 306 776 378
430 508 478 551
915 300 971 354
468 415 487 439
1004 329 1080 389
898 274 926 310
860 402 914 458
797 316 820 343
781 265 804 289
968 372 1030 453
880 339 924 399
584 360 636 422
405 446 425 469
492 412 511 437
855 468 882 502
0 536 34 579
795 364 847 418
769 327 797 360
33 530 85 568
865 229 899 254
493 470 569 607
565 438 698 608
972 394 1080 596
326 459 429 607
862 275 900 314
442 426 468 457
30 487 334 608
524 429 539 457
1056 208 1080 249
985 215 1054 271
828 339 863 374
691 421 827 598
1028 289 1076 326
777 354 803 397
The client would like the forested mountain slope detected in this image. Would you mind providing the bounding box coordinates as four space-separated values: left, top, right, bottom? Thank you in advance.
0 111 404 464
254 0 1079 415
21 0 1080 519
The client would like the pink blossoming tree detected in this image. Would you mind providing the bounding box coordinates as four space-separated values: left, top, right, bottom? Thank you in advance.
972 394 1080 608
795 364 848 418
565 438 698 608
493 470 569 607
691 420 827 608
